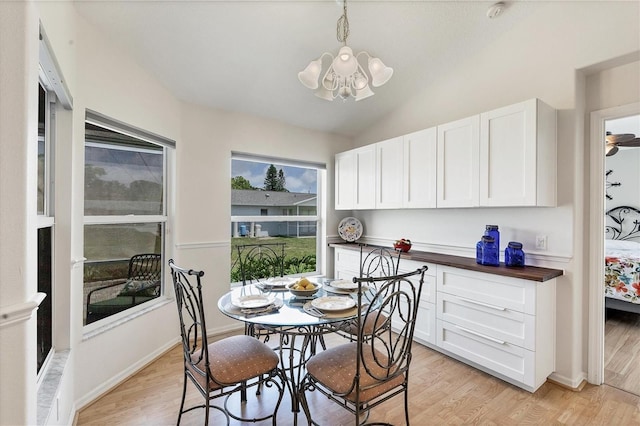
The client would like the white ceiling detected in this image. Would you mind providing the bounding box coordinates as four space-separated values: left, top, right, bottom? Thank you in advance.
73 0 542 137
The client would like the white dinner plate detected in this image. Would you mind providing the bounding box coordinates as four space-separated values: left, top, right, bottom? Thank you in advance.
263 277 293 287
325 284 369 294
311 296 356 312
330 279 359 290
232 294 275 309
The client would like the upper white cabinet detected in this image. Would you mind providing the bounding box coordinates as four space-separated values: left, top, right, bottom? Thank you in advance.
437 115 480 208
335 145 376 210
335 98 557 210
376 136 404 209
479 98 556 207
404 128 437 208
375 128 438 209
335 150 355 210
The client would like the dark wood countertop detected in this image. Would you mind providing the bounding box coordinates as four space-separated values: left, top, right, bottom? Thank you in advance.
329 242 564 282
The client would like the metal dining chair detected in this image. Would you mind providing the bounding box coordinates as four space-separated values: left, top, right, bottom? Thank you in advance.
169 259 286 425
235 243 287 343
336 245 403 341
298 266 428 425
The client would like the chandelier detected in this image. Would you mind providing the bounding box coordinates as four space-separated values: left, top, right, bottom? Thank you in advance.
297 0 393 102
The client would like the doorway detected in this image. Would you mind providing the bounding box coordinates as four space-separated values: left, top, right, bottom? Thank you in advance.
588 103 640 395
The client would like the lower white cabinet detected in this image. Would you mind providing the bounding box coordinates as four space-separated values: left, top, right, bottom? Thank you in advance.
436 266 556 392
332 247 557 392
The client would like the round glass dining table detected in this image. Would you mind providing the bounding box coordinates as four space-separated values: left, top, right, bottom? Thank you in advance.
217 277 376 423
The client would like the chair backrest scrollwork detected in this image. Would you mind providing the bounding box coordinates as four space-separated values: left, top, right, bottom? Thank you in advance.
351 266 427 397
236 243 286 285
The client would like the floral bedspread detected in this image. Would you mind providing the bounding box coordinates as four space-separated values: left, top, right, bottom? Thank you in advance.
605 247 640 304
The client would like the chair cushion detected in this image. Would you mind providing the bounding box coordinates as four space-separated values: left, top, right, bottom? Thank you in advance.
87 296 156 314
187 335 279 391
344 312 389 336
118 279 159 297
306 342 405 403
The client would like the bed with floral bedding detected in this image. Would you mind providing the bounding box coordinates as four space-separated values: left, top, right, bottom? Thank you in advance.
605 206 640 314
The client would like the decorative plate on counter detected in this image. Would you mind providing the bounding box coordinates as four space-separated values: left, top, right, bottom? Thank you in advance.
338 217 363 242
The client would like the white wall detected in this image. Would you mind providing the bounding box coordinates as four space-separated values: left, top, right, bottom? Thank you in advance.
0 2 40 424
2 3 351 423
349 2 639 388
176 103 349 332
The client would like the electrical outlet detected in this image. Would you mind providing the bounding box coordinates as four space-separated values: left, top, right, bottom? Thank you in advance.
535 235 547 250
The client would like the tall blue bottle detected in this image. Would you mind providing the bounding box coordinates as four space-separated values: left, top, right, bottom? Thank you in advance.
480 236 499 266
485 225 500 253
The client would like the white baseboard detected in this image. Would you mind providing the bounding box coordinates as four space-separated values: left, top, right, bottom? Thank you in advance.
548 371 587 390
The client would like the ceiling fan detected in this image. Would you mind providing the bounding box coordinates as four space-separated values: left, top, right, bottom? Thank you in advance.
605 131 640 156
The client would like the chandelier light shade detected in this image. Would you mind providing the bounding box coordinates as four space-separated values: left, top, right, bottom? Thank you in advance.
298 0 393 102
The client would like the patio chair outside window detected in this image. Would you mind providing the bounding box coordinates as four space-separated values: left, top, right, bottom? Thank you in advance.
85 253 161 324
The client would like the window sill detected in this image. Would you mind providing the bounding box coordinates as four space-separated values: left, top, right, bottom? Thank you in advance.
82 296 173 341
37 349 70 425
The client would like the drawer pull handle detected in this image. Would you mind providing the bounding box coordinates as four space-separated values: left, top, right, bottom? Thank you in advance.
455 325 506 345
457 296 506 311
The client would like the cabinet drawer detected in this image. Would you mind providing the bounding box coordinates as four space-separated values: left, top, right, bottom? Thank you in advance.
437 266 535 314
437 319 534 387
414 302 436 345
335 248 360 269
392 300 436 346
399 261 436 304
438 292 534 350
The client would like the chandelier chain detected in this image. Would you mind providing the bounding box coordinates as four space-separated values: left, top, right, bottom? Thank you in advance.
336 0 350 45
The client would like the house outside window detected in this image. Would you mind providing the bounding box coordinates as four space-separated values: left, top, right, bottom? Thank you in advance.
230 156 323 283
83 111 174 326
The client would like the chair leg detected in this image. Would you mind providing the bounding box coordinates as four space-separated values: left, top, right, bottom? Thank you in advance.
177 373 187 425
298 378 313 426
404 386 410 426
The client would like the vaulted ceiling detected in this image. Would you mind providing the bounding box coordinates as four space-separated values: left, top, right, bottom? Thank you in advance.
73 1 549 137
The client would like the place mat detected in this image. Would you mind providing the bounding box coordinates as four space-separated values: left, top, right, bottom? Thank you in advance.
224 298 284 316
303 301 358 319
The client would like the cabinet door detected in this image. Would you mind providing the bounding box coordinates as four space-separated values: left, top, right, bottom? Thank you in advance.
354 145 376 209
437 115 480 207
480 98 556 207
404 127 437 208
335 150 355 210
376 136 404 209
480 100 536 206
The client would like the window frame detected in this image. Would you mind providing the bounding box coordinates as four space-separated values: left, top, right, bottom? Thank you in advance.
230 154 325 285
36 75 56 380
82 111 175 329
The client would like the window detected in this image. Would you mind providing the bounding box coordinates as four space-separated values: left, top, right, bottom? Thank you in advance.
37 81 54 374
83 111 174 325
230 155 323 283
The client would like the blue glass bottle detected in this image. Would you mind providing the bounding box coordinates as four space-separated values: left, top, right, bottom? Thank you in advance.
505 241 525 267
476 239 484 264
480 236 499 266
485 225 500 253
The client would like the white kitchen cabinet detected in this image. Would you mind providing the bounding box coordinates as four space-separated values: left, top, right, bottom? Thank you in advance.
479 98 556 207
334 145 376 210
403 127 437 208
437 115 480 208
333 247 361 280
396 259 437 345
375 128 437 209
335 150 355 210
375 136 404 209
354 145 376 209
435 265 556 392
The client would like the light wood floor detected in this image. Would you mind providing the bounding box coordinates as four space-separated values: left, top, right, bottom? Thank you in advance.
605 309 640 396
77 331 640 425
